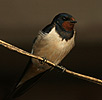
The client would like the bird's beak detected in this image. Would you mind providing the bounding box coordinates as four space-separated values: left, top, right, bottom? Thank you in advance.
70 20 77 23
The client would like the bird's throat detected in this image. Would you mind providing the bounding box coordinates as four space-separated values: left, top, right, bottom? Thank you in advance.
62 21 74 31
55 24 74 41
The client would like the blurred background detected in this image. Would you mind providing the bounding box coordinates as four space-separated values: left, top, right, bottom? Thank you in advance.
0 0 102 100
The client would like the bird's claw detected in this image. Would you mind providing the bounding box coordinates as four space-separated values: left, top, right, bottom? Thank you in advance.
40 57 47 64
56 65 66 72
61 66 66 72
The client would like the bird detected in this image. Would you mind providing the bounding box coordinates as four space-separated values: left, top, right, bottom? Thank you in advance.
5 13 77 100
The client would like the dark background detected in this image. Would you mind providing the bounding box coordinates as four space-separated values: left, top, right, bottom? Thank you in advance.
0 0 102 100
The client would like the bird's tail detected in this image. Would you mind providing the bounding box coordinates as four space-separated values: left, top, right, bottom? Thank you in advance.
4 71 48 100
4 59 51 99
4 69 50 100
4 95 14 100
3 87 16 100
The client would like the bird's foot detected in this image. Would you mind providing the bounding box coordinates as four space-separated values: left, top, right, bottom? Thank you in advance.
56 65 66 72
40 57 47 64
61 66 66 72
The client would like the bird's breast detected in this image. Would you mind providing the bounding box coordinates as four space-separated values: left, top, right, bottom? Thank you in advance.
32 27 75 65
43 27 75 50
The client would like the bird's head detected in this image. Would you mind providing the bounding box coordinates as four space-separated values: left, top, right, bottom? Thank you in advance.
52 13 77 32
42 13 77 40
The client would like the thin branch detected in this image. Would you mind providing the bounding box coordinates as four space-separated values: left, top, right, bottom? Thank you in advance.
0 39 102 85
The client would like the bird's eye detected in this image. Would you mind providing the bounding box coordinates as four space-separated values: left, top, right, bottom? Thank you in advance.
62 16 68 21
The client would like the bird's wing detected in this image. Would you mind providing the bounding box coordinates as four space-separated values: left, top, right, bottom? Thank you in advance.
9 60 50 99
5 34 51 100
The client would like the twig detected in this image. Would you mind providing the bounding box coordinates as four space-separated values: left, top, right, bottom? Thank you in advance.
0 39 102 85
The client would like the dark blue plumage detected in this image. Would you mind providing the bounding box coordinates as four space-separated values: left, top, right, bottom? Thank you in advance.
5 13 77 100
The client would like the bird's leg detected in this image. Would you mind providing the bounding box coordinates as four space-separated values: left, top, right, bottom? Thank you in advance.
40 57 47 64
56 65 66 72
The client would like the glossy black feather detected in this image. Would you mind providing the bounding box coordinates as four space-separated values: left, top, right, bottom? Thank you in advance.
4 13 76 100
42 24 54 33
12 70 49 98
4 59 50 100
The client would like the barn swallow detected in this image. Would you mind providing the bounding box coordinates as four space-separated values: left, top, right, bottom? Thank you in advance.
6 13 77 100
